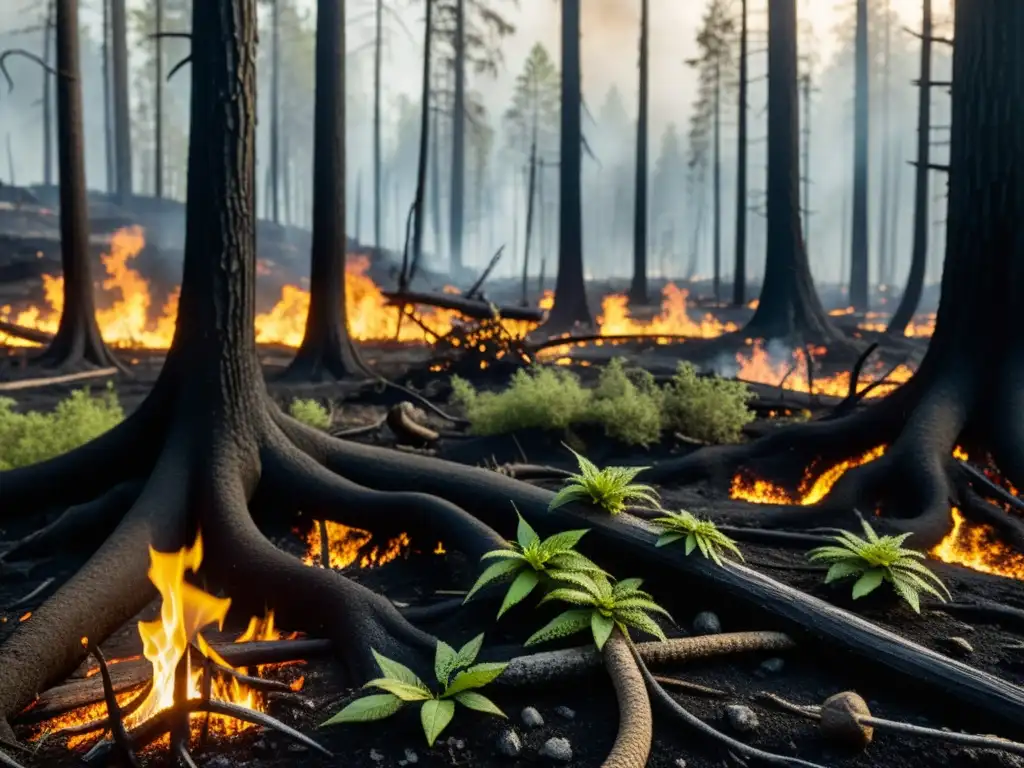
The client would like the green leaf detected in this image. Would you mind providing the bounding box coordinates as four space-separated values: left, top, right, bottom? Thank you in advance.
524 608 593 646
455 634 485 669
851 568 885 599
824 560 866 583
372 649 423 688
616 610 668 642
547 569 602 597
685 533 698 556
539 529 589 555
479 548 526 561
615 597 672 620
364 678 433 701
444 662 509 696
454 691 507 718
434 640 459 686
420 699 456 746
611 578 644 598
591 612 615 651
890 574 922 613
465 558 523 602
655 532 684 548
319 694 403 727
546 551 608 574
548 485 587 511
498 569 541 618
515 505 541 549
539 587 597 607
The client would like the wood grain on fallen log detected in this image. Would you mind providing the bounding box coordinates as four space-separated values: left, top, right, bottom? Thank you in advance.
0 367 119 392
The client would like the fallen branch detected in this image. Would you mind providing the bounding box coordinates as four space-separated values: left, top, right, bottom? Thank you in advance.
652 676 728 697
827 342 879 418
0 367 119 392
381 290 545 323
386 401 439 445
957 460 1024 514
89 643 139 768
0 320 50 346
464 245 506 300
927 600 1024 633
759 692 1024 757
4 577 55 610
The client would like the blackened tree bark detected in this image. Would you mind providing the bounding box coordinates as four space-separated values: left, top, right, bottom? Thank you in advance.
270 0 281 224
373 0 383 248
629 0 650 306
849 0 870 310
43 0 55 187
449 0 466 273
283 0 365 381
154 0 164 198
742 0 842 343
540 0 592 334
732 0 748 306
410 0 433 274
110 0 133 204
36 0 121 370
888 0 932 336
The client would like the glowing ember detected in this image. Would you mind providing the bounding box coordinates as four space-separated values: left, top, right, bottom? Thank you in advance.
930 508 1024 581
734 340 915 398
857 311 936 338
730 446 887 506
596 284 738 339
302 521 414 569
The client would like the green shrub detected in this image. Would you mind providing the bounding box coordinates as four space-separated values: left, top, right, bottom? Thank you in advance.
288 398 332 430
662 362 755 444
586 359 664 446
0 384 125 470
549 446 660 515
450 367 590 434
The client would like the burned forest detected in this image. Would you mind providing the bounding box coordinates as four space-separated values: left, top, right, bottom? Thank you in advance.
0 0 1022 767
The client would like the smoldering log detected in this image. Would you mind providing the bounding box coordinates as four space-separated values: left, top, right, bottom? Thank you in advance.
381 290 546 323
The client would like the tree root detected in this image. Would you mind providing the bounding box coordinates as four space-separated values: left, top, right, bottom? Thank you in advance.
653 676 729 697
3 578 56 610
628 639 827 768
759 692 1024 757
601 629 652 768
926 601 1024 633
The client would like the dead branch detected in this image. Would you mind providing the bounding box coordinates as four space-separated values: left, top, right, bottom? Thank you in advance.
652 676 728 697
386 401 439 445
602 628 652 768
4 577 55 610
381 289 545 323
0 319 54 346
0 367 119 392
88 643 140 768
330 416 386 438
828 342 879 417
956 460 1024 514
926 600 1024 633
903 26 955 46
167 54 192 81
464 245 506 300
908 160 951 172
0 49 60 92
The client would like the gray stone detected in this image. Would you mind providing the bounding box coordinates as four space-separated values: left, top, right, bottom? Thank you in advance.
206 758 233 768
539 737 573 763
403 748 419 763
287 744 308 752
496 729 523 758
674 759 688 767
446 737 465 750
521 706 545 729
369 748 385 763
946 636 975 656
725 704 760 733
760 657 785 674
554 705 576 720
692 611 722 635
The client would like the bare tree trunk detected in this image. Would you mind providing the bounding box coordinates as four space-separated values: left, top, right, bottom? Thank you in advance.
876 0 892 293
887 139 902 286
102 0 113 194
712 58 722 303
373 0 382 247
732 0 748 306
629 0 650 306
449 0 466 273
154 0 164 198
270 0 281 224
409 0 433 277
111 0 133 204
522 133 538 306
429 104 443 258
888 0 932 335
849 0 870 310
43 0 55 187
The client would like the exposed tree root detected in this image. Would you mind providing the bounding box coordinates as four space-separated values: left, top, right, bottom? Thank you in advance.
629 639 827 768
927 601 1024 633
601 629 652 768
759 691 1024 757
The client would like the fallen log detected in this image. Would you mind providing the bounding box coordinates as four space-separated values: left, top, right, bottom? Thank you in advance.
381 290 545 323
0 321 50 346
0 367 119 392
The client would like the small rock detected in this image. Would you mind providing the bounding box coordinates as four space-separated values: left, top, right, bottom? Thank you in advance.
496 729 523 758
554 705 576 720
404 748 419 763
252 739 267 751
370 748 385 763
539 737 573 763
946 636 975 656
962 747 1024 767
692 611 722 635
521 706 545 729
446 737 465 750
819 691 874 750
674 759 688 767
725 704 760 733
760 657 785 674
287 744 308 752
206 758 233 768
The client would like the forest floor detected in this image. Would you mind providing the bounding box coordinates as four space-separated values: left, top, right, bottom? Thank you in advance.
1 343 1022 768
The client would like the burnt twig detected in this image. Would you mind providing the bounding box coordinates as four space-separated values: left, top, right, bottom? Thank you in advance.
167 55 192 81
89 642 140 768
4 577 55 610
56 681 153 736
0 49 60 92
330 416 386 438
172 736 199 768
318 519 332 568
652 675 729 697
957 460 1024 514
464 244 506 300
0 748 27 768
188 642 295 693
828 342 879 417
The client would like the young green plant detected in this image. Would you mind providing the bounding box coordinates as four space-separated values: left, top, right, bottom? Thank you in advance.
652 509 743 566
320 635 508 746
807 519 952 612
525 573 671 651
464 505 605 618
548 445 660 515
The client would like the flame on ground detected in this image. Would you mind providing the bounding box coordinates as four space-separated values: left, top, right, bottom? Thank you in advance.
734 340 915 398
930 508 1024 581
857 311 936 338
729 446 887 506
597 285 739 339
302 521 415 570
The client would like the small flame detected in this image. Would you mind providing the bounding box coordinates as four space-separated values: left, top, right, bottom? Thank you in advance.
730 446 887 506
302 521 413 569
930 508 1024 580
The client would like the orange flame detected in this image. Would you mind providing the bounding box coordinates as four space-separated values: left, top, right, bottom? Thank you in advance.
930 508 1024 581
302 521 414 570
857 312 936 338
729 446 887 506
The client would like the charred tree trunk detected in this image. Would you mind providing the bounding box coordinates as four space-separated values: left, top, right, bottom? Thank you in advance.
111 0 133 204
409 0 432 279
102 0 113 193
877 0 892 295
283 0 364 381
449 0 466 274
732 0 748 306
743 0 842 344
373 0 383 248
712 59 722 303
43 0 55 187
36 0 120 370
629 0 650 306
270 0 281 224
541 0 592 333
429 104 443 259
154 0 164 199
522 131 538 306
849 0 870 310
888 0 933 336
